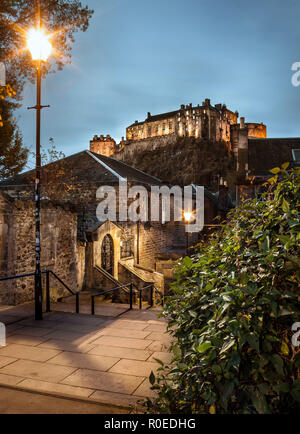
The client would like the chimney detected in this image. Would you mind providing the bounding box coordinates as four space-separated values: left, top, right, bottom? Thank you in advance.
180 104 185 110
147 112 151 118
240 117 245 129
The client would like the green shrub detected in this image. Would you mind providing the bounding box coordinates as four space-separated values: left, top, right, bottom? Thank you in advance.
147 165 300 414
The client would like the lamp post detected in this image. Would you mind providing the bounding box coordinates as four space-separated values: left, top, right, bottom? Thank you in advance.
26 27 52 320
184 212 193 255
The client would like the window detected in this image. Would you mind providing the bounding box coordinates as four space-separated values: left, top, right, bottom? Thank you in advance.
147 126 151 136
162 123 166 132
169 122 172 130
121 239 133 259
292 149 300 162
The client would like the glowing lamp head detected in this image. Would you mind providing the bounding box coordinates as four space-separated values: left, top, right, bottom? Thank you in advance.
26 28 52 61
184 212 193 223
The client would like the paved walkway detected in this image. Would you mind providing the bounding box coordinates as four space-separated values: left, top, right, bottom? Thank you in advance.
0 303 172 410
0 386 127 414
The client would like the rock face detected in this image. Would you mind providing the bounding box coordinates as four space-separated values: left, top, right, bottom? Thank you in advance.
115 136 236 193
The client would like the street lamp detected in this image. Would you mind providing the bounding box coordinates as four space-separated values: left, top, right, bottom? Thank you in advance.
27 27 52 320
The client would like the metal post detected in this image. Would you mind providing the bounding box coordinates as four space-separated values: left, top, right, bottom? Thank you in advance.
91 296 95 315
46 270 50 313
76 292 79 314
129 283 133 310
34 60 43 321
150 284 154 308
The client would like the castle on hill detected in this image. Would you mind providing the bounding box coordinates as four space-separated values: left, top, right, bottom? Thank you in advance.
89 98 267 157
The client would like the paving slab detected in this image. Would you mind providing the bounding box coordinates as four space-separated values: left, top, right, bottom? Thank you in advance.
133 378 158 398
147 340 171 353
105 320 148 331
44 329 97 343
0 373 24 386
88 345 152 361
90 390 143 408
0 355 17 369
0 360 77 383
6 334 51 347
62 368 144 395
144 324 168 333
146 332 172 343
96 328 151 339
15 326 53 337
90 335 153 350
37 339 96 354
109 359 159 377
48 352 119 371
147 351 173 364
18 379 94 399
0 344 61 363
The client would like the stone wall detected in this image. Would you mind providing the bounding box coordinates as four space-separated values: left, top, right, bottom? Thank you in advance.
0 193 80 305
114 134 178 161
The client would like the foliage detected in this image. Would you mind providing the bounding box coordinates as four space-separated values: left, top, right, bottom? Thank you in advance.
0 96 28 179
0 1 93 177
146 165 300 414
1 0 94 94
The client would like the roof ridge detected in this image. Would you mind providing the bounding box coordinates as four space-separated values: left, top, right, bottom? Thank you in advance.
85 150 126 181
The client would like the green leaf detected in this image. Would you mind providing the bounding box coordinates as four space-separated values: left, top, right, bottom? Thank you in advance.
292 379 300 391
220 339 235 354
149 371 155 385
273 383 290 393
228 353 241 371
281 162 290 170
282 198 290 213
291 390 300 403
247 333 260 353
172 345 182 359
196 342 212 353
270 167 281 174
250 389 269 414
270 354 284 376
183 256 193 267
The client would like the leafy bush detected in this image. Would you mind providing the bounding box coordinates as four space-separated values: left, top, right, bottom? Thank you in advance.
147 166 300 414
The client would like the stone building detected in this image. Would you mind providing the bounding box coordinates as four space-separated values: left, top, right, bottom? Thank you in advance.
89 134 117 157
232 124 300 204
0 150 218 305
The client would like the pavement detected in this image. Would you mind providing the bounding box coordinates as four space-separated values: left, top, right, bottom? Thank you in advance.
0 386 128 414
0 302 172 412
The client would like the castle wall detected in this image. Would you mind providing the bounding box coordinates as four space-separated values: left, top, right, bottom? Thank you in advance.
114 134 177 161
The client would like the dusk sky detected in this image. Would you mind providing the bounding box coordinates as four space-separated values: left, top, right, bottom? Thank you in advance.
18 0 300 166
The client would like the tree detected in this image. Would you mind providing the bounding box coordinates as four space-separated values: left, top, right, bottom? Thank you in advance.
0 94 28 180
0 0 93 178
147 165 300 414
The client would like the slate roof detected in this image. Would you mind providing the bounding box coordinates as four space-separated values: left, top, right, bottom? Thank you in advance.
0 150 162 188
248 138 300 176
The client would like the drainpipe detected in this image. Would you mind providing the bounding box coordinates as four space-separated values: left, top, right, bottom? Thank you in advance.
137 220 140 265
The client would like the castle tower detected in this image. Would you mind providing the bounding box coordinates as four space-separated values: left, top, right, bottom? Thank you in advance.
90 134 116 157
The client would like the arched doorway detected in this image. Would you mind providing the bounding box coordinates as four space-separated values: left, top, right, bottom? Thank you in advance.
101 234 114 276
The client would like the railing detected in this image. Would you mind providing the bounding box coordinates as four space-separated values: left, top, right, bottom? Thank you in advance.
90 282 155 315
0 271 156 317
0 270 80 314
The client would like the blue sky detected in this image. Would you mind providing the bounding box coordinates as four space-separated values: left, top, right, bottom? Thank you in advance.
17 0 300 162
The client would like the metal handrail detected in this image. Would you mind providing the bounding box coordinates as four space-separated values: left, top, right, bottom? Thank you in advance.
90 282 155 315
91 283 133 315
0 269 79 314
